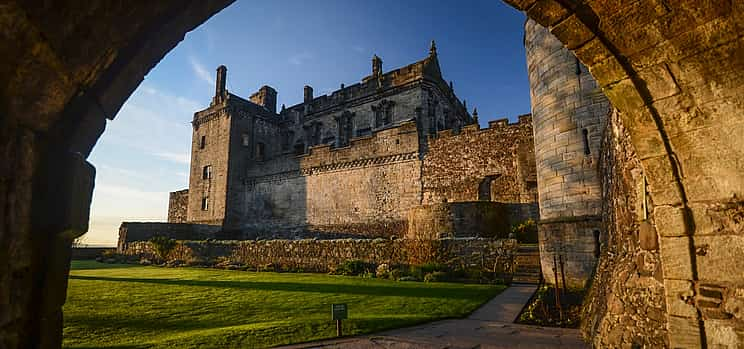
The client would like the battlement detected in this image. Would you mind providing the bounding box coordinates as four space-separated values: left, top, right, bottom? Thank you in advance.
431 113 532 139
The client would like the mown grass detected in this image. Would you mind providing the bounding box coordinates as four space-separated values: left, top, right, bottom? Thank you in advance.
63 260 505 348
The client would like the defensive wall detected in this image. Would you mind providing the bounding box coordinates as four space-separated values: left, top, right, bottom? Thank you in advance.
121 238 518 276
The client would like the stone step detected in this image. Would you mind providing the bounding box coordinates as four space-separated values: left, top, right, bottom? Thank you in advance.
512 277 541 284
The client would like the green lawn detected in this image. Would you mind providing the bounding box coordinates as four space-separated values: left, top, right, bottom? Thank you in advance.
63 261 505 348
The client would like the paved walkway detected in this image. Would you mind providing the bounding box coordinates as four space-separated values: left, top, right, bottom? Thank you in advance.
279 284 588 349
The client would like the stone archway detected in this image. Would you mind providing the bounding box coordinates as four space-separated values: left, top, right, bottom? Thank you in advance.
0 1 742 347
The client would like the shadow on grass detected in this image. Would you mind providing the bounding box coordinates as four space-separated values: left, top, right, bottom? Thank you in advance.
69 275 500 300
70 261 138 270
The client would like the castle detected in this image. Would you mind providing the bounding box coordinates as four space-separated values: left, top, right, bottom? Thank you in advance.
164 42 539 240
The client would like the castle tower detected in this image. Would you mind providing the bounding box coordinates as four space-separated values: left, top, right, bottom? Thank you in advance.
189 66 234 226
524 19 611 288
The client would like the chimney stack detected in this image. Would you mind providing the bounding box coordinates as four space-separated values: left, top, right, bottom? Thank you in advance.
215 65 227 100
304 85 313 104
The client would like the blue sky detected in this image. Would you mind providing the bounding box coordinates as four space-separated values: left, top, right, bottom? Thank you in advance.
86 0 529 246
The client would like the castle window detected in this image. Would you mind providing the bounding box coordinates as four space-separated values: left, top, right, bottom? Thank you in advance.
199 135 206 149
373 100 394 128
201 197 209 211
202 165 212 180
242 133 250 147
255 142 265 161
582 128 591 155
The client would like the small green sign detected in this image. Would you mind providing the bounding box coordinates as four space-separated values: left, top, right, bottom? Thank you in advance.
332 303 348 320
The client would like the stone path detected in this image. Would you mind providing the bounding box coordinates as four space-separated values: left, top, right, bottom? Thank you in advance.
278 284 588 349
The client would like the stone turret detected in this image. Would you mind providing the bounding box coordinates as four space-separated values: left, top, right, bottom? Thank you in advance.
525 19 611 288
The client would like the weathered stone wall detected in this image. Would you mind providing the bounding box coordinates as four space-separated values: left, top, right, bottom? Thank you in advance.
117 222 221 252
187 100 233 225
122 238 519 275
237 121 422 237
167 189 188 223
581 109 668 347
525 19 610 288
421 115 538 207
406 202 512 240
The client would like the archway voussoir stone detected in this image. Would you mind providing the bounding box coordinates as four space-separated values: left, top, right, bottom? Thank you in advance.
572 37 612 67
635 64 681 102
667 316 704 348
525 0 572 28
659 237 695 280
549 14 594 50
601 79 646 111
501 0 537 11
654 205 689 238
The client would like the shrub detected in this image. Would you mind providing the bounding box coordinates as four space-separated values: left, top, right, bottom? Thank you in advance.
388 268 402 280
333 260 373 276
511 219 538 243
375 263 391 278
150 236 177 262
361 271 376 279
424 271 449 283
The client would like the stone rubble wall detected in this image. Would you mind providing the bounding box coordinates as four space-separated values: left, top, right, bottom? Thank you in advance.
421 115 538 207
122 238 519 275
117 222 221 252
581 110 668 347
406 202 513 240
167 189 188 223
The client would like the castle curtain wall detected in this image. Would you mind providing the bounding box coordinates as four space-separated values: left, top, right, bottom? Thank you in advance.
420 116 539 225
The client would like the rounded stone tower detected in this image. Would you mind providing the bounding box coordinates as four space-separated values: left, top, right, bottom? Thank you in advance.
524 19 611 288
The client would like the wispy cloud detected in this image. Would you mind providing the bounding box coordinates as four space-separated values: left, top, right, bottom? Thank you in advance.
190 56 214 86
289 52 313 66
152 151 190 165
95 184 167 204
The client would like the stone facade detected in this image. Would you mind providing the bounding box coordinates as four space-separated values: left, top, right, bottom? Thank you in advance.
122 238 519 275
525 19 611 288
167 43 538 238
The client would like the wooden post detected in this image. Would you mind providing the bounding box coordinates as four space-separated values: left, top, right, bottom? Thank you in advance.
559 254 567 297
553 254 562 319
336 319 342 337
